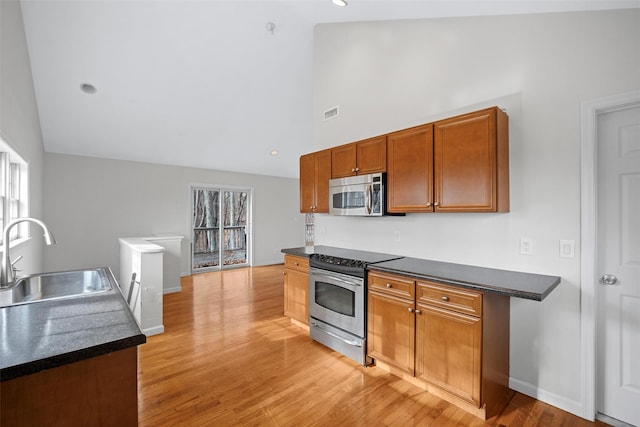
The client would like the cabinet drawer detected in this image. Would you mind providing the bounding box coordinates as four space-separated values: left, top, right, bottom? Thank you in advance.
284 255 309 273
416 281 482 317
368 271 415 300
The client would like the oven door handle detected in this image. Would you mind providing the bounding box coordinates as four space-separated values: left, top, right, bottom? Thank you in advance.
310 271 362 288
310 321 363 347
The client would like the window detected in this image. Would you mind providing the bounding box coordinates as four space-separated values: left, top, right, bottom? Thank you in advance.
0 138 29 245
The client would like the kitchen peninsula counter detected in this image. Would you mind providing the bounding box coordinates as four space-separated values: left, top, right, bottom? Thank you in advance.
0 268 146 381
1 267 145 425
281 246 561 301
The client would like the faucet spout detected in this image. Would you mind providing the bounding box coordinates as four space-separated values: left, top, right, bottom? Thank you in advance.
1 217 56 288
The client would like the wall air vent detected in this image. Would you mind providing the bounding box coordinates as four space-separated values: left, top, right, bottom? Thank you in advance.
323 106 339 121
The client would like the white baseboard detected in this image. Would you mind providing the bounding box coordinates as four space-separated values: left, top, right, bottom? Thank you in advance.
509 377 585 420
163 286 182 294
143 325 165 336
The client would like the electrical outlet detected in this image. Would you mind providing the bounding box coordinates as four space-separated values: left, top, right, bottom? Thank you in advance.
520 237 533 255
393 230 400 242
559 240 575 258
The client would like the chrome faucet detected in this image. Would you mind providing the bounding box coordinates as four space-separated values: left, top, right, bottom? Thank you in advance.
1 218 56 288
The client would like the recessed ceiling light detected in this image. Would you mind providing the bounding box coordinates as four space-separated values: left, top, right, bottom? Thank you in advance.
80 83 97 94
332 0 347 6
270 150 279 156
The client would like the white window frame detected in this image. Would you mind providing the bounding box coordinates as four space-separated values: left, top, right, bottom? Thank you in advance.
0 137 29 248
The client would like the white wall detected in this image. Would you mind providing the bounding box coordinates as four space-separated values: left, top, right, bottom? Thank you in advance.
0 0 46 275
312 9 640 418
43 153 303 276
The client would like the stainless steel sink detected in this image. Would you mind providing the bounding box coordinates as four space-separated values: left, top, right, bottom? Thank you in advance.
0 268 112 308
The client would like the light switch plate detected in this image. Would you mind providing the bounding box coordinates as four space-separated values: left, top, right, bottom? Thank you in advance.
560 239 575 258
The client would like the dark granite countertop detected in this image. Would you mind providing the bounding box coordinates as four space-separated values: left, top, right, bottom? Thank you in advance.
368 257 560 301
0 268 146 381
281 246 316 258
281 246 561 301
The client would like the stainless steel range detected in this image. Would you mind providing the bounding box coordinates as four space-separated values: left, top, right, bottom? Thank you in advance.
308 248 401 365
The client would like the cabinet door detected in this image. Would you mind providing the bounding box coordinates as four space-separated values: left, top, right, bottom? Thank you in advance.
300 153 316 213
299 150 331 213
356 136 387 175
367 290 415 375
314 149 331 213
284 269 309 325
415 303 481 406
386 124 434 212
434 107 508 212
331 144 357 178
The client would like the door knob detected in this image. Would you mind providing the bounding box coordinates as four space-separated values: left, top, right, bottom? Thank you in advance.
600 274 618 285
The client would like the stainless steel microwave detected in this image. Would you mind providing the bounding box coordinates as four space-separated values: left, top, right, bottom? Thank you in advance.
329 173 384 216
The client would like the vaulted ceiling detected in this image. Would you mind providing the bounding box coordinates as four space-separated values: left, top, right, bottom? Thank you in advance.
20 0 637 178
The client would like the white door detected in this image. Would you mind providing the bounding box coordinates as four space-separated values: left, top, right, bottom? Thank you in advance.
597 104 640 426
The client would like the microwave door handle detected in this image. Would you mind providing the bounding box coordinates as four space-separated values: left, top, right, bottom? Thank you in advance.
366 184 372 214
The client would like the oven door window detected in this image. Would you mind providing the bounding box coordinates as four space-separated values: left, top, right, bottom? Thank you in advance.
315 281 355 317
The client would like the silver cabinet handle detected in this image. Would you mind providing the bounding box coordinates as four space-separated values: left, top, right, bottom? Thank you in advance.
441 296 449 301
601 274 618 285
415 309 421 315
434 202 440 207
386 283 392 288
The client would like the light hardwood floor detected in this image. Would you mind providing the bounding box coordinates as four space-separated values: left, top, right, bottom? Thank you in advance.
138 265 608 426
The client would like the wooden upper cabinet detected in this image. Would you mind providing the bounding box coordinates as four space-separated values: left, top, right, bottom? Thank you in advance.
434 107 509 212
300 154 315 213
330 144 356 178
386 124 434 213
301 106 508 214
331 136 387 178
300 149 331 213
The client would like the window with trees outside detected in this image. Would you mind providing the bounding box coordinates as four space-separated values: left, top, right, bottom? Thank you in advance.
191 186 251 272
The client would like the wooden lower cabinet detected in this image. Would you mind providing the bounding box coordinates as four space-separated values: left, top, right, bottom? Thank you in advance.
367 271 512 420
1 347 139 426
283 254 309 327
367 290 415 376
415 303 482 405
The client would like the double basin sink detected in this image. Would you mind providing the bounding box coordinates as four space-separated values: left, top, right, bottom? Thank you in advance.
0 268 113 308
